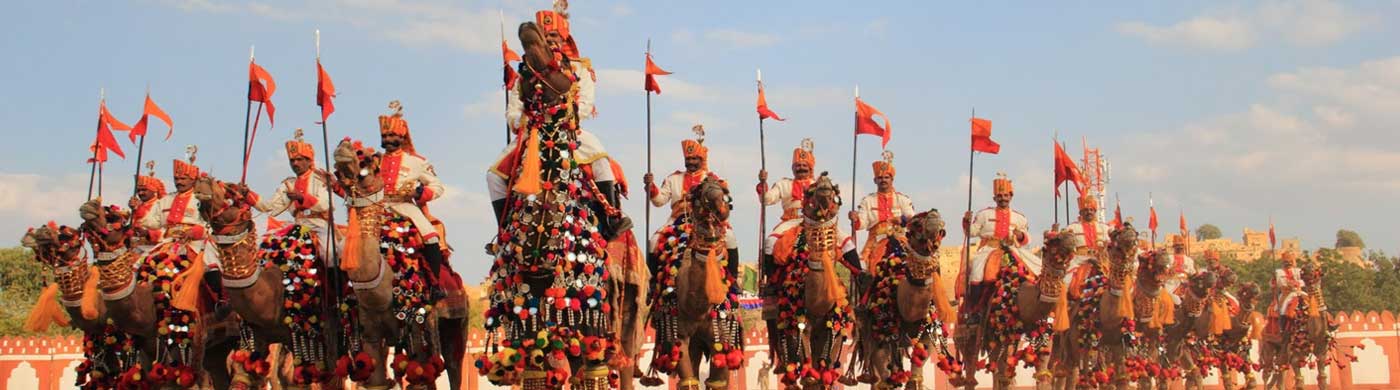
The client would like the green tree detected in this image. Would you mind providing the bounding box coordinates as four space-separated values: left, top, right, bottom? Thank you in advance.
0 246 76 336
1195 224 1222 240
1335 229 1365 248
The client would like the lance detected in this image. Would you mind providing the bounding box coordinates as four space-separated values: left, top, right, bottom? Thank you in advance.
86 88 105 201
501 10 512 145
241 45 266 185
644 39 653 251
962 108 977 277
132 86 151 199
1053 132 1059 227
315 29 344 361
849 85 861 252
1063 141 1071 223
756 68 768 287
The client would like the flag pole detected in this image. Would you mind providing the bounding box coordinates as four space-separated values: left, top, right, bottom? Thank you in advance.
501 10 511 145
644 39 653 253
1052 132 1058 228
850 86 860 251
757 68 768 286
87 88 105 201
1063 141 1071 222
315 28 344 365
241 46 255 185
132 88 150 199
963 107 976 282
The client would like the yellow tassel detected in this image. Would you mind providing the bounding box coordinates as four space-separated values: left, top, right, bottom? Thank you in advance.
703 248 726 305
1116 282 1135 319
822 255 846 304
1306 296 1321 318
25 283 68 333
1156 290 1176 326
512 127 543 195
1052 290 1071 332
340 208 362 272
80 265 101 320
1249 312 1265 340
171 252 205 312
1210 300 1233 335
930 272 957 325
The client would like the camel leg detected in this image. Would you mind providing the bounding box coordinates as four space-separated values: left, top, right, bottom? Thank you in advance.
203 337 237 390
618 284 643 390
439 316 466 390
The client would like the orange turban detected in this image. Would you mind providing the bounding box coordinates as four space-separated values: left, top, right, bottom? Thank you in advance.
792 147 815 167
993 174 1013 195
1077 194 1098 211
137 175 166 195
379 101 417 154
872 160 895 178
682 139 708 160
172 159 200 179
285 137 314 160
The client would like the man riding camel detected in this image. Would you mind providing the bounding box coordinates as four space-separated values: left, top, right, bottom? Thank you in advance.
959 173 1041 300
643 125 738 276
137 147 224 303
252 130 336 261
848 151 915 268
128 161 166 254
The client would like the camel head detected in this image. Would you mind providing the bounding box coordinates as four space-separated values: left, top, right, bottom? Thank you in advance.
1136 249 1172 291
77 200 132 253
1188 271 1218 299
333 138 383 196
1040 229 1077 271
800 172 842 223
516 21 575 105
21 223 84 269
1107 222 1139 262
194 176 254 235
1237 282 1261 311
687 177 731 244
1300 257 1323 287
906 209 947 257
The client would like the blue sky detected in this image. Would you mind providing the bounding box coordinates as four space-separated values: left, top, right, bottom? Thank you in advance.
3 1 1397 281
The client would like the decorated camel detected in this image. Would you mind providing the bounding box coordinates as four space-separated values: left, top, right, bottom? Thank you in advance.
1130 249 1181 390
474 17 625 390
1260 256 1351 390
951 223 1078 390
645 178 744 389
22 222 140 389
329 138 469 389
1048 224 1141 390
851 209 956 389
76 199 238 389
1215 280 1264 390
765 172 863 389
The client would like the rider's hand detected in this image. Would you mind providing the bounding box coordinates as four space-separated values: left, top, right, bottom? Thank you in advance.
643 173 654 187
848 210 860 229
758 170 768 183
128 196 140 210
962 211 972 234
286 191 303 203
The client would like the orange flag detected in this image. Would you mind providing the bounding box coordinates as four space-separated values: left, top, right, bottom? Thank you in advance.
248 60 277 126
317 60 336 122
87 142 108 164
970 117 999 154
644 53 671 94
1112 201 1123 230
503 41 521 90
1053 142 1083 196
757 83 784 121
130 94 174 142
1148 203 1159 234
854 97 891 147
93 103 125 159
1268 219 1276 249
1179 211 1188 236
99 101 132 131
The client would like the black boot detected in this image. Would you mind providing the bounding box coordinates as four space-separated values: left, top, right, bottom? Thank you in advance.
726 248 740 279
205 270 231 319
492 199 508 228
421 243 447 303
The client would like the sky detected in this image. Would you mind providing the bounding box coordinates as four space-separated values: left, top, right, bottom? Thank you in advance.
2 0 1397 282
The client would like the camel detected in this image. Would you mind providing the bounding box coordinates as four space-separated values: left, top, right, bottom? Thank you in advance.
952 222 1081 390
851 209 954 389
1214 280 1263 390
1260 258 1345 390
331 138 469 390
22 222 138 389
77 199 237 389
646 178 744 390
1047 225 1141 390
764 173 863 389
1131 249 1179 390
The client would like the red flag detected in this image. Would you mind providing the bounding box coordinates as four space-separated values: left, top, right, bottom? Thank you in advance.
94 106 125 160
502 41 521 90
1112 202 1123 229
644 53 671 94
1148 205 1159 234
970 117 999 154
756 83 784 121
1179 211 1188 236
1053 142 1084 197
1269 220 1277 248
317 60 337 122
130 94 174 142
248 60 277 126
854 98 891 147
99 101 131 131
87 142 108 164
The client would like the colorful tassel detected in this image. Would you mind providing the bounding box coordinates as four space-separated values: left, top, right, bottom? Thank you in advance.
340 207 362 272
822 255 845 304
1116 282 1135 319
512 127 542 195
80 265 101 320
1156 290 1176 326
1209 300 1232 335
171 253 205 312
1052 290 1070 332
25 283 68 332
703 247 726 305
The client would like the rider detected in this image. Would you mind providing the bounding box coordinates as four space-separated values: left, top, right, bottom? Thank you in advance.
137 149 223 302
375 105 449 297
1060 194 1111 285
643 125 739 276
129 161 166 254
848 151 915 269
252 130 335 260
758 139 817 227
1267 251 1314 330
1164 234 1198 304
959 173 1041 300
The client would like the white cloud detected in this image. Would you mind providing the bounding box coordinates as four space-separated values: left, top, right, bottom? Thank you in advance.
1116 0 1372 50
1268 57 1400 118
610 3 633 17
1115 17 1254 51
462 90 505 120
703 29 781 49
594 68 718 101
